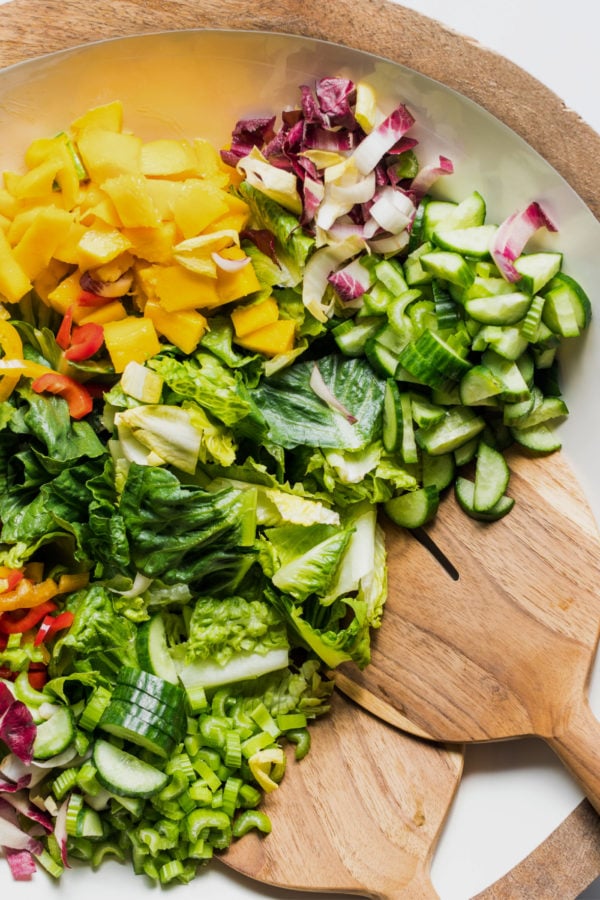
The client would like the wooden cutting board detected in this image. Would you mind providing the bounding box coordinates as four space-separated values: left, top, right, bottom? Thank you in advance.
0 1 599 896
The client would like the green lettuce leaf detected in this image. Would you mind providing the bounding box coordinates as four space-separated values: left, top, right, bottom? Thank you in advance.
263 522 353 602
252 354 385 450
185 595 289 665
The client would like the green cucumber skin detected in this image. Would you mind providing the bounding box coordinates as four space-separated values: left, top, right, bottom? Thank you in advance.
116 666 185 708
92 739 169 798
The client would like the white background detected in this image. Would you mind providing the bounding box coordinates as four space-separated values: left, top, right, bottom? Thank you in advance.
0 0 599 897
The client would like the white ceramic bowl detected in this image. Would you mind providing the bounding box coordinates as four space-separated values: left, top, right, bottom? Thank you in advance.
0 30 599 899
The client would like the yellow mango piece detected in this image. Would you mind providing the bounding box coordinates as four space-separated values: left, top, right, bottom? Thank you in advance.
51 220 88 265
0 229 32 303
138 264 221 312
172 180 229 239
231 297 279 337
79 195 121 229
144 299 207 354
7 208 41 246
235 319 296 357
123 222 176 264
33 258 72 304
77 224 132 268
8 159 61 201
13 207 74 280
76 129 142 183
102 174 161 228
47 270 84 315
103 316 161 373
206 192 250 235
0 187 18 218
193 138 229 179
141 140 199 179
0 213 10 233
70 101 124 136
94 252 134 283
144 179 182 220
79 300 127 326
24 135 80 208
216 247 261 305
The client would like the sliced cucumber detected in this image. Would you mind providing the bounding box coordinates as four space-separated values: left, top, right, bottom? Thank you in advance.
419 250 475 289
432 224 497 259
473 442 511 512
33 706 74 760
454 476 514 521
411 329 472 381
410 393 446 428
111 685 186 722
136 613 179 684
116 666 185 709
93 738 169 798
481 349 531 403
422 452 455 492
464 291 531 326
510 422 562 453
384 485 440 529
99 705 178 759
514 251 562 294
416 406 486 456
459 364 504 406
333 317 383 357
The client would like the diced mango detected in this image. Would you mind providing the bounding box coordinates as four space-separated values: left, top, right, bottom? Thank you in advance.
172 180 229 239
216 246 261 305
7 158 61 201
79 300 127 326
235 319 296 356
102 174 161 228
122 223 176 264
70 101 124 136
0 188 18 219
103 316 161 373
137 263 221 311
79 195 121 229
141 140 199 179
193 138 229 180
144 299 208 354
231 297 279 337
206 192 250 235
77 224 132 268
76 129 142 183
24 135 80 208
53 220 88 265
144 179 182 220
12 207 74 280
94 252 134 283
33 258 72 304
0 229 32 303
47 270 84 315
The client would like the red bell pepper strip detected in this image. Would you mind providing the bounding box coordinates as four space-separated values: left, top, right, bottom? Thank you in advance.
0 600 58 634
34 610 75 646
27 669 48 690
56 305 74 350
0 567 24 594
31 373 94 420
64 323 104 362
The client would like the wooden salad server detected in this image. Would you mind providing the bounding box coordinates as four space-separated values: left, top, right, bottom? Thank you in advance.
334 448 600 813
220 689 463 898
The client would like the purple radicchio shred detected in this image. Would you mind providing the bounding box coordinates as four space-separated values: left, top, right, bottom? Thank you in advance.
5 848 38 881
219 115 277 167
314 77 357 129
3 792 53 832
240 229 280 265
0 701 36 766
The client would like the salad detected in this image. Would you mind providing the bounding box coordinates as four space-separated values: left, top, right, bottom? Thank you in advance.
0 75 591 884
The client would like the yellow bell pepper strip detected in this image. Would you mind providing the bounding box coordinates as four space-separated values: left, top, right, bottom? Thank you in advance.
31 372 94 420
0 577 60 612
0 319 24 402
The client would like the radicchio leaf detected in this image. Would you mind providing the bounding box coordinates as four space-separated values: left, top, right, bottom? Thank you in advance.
491 201 558 282
5 848 37 881
0 701 36 766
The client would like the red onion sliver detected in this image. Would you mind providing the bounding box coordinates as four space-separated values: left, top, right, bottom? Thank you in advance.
210 252 251 273
491 201 558 282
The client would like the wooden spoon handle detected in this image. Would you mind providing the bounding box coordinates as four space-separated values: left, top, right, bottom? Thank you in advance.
547 698 600 815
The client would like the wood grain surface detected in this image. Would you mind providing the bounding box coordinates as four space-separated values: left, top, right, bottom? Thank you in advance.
0 1 599 896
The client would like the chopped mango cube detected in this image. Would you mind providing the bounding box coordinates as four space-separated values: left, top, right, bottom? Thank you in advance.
216 246 261 305
78 300 127 326
102 174 161 228
231 297 279 337
123 223 177 264
76 129 142 183
13 207 74 280
77 224 132 268
47 270 84 315
103 316 161 373
0 229 32 303
144 299 207 354
138 264 221 311
141 140 199 179
70 101 124 136
172 180 229 239
235 319 296 357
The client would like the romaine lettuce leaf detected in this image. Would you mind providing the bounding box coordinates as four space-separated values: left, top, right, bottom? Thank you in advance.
263 522 353 602
252 354 385 450
185 595 289 666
